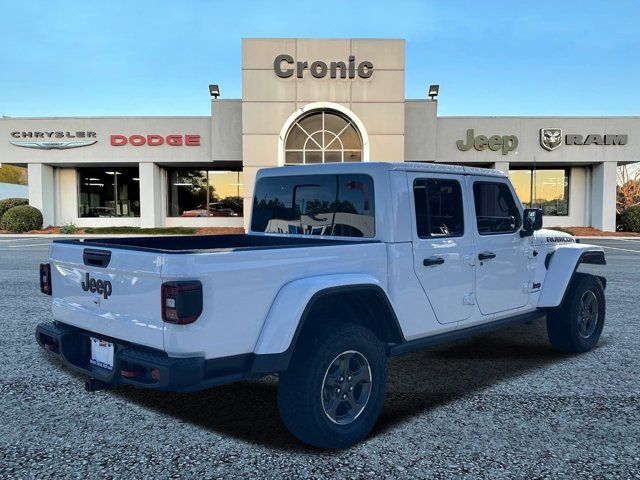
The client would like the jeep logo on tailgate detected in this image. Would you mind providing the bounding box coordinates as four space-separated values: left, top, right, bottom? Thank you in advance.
81 273 112 299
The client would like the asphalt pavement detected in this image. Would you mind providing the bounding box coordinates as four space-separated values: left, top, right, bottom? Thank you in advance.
0 236 638 479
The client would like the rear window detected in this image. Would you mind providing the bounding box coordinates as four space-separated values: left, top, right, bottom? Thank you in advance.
251 174 375 238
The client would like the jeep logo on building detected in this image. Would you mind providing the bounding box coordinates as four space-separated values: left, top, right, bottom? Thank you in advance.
540 128 628 150
456 129 518 155
81 273 112 299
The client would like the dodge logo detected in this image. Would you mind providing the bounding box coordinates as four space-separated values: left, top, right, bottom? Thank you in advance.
540 128 563 151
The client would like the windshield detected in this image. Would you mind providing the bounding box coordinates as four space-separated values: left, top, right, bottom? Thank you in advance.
251 174 375 238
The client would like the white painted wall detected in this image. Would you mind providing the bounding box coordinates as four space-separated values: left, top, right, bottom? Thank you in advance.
590 162 617 231
27 163 54 227
139 163 163 228
55 168 78 226
0 182 28 200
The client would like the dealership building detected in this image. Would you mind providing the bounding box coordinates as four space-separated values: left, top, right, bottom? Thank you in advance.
1 38 638 231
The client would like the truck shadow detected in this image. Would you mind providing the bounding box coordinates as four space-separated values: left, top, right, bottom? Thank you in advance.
113 320 572 452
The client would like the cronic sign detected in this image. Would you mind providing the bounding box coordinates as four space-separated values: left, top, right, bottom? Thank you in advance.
274 54 373 79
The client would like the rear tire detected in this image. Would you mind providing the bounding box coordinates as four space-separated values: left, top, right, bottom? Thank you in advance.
277 323 387 449
546 273 605 353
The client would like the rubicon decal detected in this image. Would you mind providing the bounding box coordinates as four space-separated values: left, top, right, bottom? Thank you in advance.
110 134 201 147
81 273 112 299
546 236 576 243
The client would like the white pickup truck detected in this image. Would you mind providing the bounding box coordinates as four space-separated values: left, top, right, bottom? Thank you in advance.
36 162 606 448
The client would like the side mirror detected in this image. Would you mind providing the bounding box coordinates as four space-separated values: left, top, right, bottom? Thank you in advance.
521 208 543 237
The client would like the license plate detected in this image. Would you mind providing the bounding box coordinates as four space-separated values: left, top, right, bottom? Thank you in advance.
90 337 114 371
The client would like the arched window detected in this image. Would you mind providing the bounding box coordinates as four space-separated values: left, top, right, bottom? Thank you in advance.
284 109 363 164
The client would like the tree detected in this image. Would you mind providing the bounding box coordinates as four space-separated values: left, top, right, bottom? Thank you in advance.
0 165 27 185
617 165 640 214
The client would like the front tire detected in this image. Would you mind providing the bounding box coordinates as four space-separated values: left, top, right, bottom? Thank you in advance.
546 273 605 353
277 323 387 449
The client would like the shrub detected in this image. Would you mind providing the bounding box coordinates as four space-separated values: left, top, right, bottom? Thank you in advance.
0 198 28 219
60 222 78 234
0 205 43 233
620 205 640 232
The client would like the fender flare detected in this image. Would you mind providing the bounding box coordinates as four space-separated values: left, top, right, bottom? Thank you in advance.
538 245 606 308
250 273 401 373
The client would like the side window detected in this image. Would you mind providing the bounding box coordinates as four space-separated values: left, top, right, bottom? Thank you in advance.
333 174 375 238
413 179 464 238
251 173 375 238
473 181 521 235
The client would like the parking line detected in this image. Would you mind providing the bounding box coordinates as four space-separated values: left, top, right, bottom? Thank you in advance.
599 245 640 254
0 238 50 242
4 243 51 248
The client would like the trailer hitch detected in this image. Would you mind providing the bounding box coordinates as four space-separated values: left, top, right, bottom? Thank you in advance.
85 378 114 392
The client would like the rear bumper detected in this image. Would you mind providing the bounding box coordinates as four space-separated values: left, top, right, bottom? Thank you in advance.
35 322 253 392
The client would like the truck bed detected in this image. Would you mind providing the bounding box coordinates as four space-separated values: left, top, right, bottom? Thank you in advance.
55 234 375 254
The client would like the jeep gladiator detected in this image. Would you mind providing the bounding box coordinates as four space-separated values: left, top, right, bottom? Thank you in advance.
36 162 606 448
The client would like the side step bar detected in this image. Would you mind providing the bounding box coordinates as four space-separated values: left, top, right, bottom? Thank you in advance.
388 310 546 357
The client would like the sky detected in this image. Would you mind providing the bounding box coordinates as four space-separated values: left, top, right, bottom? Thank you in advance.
0 0 638 117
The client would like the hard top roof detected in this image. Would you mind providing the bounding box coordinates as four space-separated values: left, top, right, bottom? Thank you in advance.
257 162 507 178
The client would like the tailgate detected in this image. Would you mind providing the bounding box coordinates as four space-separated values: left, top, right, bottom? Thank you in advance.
49 241 165 351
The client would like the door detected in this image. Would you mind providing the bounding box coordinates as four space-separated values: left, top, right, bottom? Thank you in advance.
409 173 475 324
471 178 531 315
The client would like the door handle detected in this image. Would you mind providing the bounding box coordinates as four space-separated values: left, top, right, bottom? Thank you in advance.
423 256 445 267
478 251 496 261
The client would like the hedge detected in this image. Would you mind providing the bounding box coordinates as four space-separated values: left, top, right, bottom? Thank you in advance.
620 205 640 232
0 198 28 219
0 205 43 233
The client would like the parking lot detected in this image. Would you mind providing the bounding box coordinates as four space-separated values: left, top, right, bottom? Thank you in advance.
0 236 638 479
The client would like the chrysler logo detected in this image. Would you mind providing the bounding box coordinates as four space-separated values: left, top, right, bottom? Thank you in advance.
540 128 563 151
9 130 98 150
10 140 97 150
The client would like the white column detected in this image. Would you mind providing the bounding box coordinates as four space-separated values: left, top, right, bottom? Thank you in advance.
590 162 617 231
138 163 164 228
491 161 509 175
27 163 55 227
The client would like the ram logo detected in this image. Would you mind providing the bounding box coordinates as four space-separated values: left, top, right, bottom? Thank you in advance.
540 128 563 151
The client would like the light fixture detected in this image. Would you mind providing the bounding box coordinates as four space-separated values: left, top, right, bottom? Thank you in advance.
209 84 220 99
428 84 440 99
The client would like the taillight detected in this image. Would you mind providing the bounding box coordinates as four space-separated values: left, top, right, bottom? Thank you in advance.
161 281 203 325
40 263 52 295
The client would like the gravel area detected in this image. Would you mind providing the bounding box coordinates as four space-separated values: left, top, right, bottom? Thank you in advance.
0 237 638 479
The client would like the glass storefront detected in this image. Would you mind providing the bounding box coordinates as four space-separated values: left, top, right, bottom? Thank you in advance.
78 167 140 218
509 168 569 216
167 169 243 217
